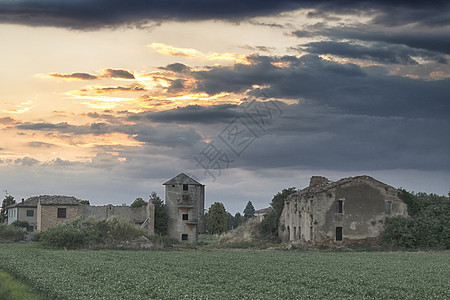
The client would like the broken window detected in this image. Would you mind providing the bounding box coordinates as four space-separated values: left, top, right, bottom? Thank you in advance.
26 210 34 217
385 201 392 214
310 226 313 241
299 226 301 239
293 227 297 241
181 234 188 241
57 208 66 218
336 227 343 241
336 200 343 213
182 214 188 220
183 184 189 191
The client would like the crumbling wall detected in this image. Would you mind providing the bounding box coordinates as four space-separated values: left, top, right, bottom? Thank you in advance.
279 176 408 244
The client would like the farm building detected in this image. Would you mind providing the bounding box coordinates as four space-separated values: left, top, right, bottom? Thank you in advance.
279 175 408 244
6 197 39 231
5 195 155 234
164 173 205 244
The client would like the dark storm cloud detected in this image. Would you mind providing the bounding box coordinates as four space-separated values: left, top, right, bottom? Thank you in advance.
294 26 450 56
16 121 202 148
130 104 240 124
49 72 99 80
234 110 450 171
193 55 450 119
301 41 447 64
102 68 135 79
0 0 448 29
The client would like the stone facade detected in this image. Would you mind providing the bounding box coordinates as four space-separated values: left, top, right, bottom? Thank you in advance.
164 173 205 243
279 176 408 244
33 195 154 234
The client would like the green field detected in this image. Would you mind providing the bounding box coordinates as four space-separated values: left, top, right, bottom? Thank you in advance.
0 247 449 299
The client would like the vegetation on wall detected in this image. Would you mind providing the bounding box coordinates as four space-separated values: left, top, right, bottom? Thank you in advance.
259 187 296 242
382 189 450 249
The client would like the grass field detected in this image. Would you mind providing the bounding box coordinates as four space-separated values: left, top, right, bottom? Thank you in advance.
0 247 449 299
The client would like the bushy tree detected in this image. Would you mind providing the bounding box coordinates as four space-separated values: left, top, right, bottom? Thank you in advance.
130 197 147 208
234 212 244 228
150 192 168 236
259 187 296 241
1 195 15 223
382 190 450 249
243 201 255 221
206 202 227 234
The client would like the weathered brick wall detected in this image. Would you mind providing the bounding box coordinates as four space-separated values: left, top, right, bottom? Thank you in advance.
37 204 80 232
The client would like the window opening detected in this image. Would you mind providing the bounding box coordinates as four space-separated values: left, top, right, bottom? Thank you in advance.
183 184 189 191
181 234 188 241
385 201 392 214
182 214 188 220
57 208 66 218
336 200 343 213
27 210 34 217
336 227 343 241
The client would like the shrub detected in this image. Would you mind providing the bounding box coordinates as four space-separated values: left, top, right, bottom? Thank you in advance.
11 220 29 228
39 216 155 249
0 224 25 242
382 190 450 250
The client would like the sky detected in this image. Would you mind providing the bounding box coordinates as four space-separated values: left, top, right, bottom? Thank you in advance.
0 0 449 213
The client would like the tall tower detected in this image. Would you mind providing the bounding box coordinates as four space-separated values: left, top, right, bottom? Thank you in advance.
163 173 205 243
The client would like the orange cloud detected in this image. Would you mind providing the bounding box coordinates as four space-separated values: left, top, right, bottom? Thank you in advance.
149 43 201 57
0 116 19 125
74 84 146 95
48 72 99 80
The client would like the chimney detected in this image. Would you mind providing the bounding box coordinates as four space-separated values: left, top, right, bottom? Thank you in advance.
22 198 24 203
309 176 329 187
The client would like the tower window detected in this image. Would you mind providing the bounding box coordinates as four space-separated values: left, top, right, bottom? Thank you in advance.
336 200 343 213
336 227 343 241
385 201 392 214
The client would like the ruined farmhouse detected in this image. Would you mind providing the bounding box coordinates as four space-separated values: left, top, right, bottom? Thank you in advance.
6 173 205 243
279 176 408 244
164 173 205 244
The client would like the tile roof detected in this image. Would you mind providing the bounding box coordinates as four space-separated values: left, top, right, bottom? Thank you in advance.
163 173 203 185
32 195 83 206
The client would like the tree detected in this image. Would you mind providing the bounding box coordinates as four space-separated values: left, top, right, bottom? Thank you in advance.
130 197 147 208
1 195 15 223
243 201 255 221
259 187 296 241
206 202 227 234
79 200 90 205
234 212 244 228
150 192 168 236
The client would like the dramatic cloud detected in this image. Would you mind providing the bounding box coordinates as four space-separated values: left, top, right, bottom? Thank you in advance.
0 1 448 29
301 41 447 64
193 55 450 119
49 72 99 80
130 104 241 124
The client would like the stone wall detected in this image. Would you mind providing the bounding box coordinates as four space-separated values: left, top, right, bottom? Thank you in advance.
166 184 204 243
279 176 408 244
